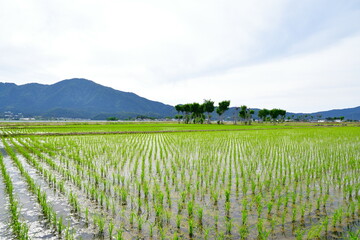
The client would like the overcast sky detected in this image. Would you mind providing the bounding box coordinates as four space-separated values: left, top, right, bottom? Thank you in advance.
1 0 359 112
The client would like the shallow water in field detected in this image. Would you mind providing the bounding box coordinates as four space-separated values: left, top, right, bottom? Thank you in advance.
0 163 12 239
13 143 97 239
2 126 360 239
2 145 57 239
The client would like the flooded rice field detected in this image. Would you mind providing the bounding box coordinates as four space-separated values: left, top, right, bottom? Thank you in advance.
0 126 359 239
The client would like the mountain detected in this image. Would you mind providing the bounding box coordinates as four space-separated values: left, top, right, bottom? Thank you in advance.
220 106 360 121
294 106 360 121
0 78 176 119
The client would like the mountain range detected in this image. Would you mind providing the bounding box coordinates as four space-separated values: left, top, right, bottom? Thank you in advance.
0 78 176 119
0 78 359 120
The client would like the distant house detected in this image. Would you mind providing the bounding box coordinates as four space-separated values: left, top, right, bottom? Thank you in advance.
20 118 35 121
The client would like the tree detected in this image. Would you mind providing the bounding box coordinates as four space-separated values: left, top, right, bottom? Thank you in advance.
239 105 254 125
190 102 205 124
258 109 270 122
269 108 286 122
203 99 215 124
216 100 230 124
106 117 118 121
278 109 286 122
233 107 239 125
175 104 184 123
183 104 191 124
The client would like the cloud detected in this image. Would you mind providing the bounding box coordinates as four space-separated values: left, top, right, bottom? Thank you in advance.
141 35 360 112
0 0 359 112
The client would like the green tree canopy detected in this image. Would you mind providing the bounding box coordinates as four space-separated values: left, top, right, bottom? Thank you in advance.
203 99 215 124
258 108 270 121
216 100 230 124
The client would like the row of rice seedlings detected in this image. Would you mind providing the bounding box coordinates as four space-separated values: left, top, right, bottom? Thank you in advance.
64 129 354 236
2 138 76 239
14 137 120 238
0 147 29 239
28 127 360 238
22 136 147 239
48 134 185 237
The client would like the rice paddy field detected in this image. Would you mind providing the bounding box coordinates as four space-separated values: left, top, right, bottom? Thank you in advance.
0 122 359 239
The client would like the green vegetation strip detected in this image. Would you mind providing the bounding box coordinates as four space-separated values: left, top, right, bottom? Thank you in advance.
0 124 346 137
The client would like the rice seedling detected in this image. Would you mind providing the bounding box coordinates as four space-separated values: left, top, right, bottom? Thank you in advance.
0 123 358 239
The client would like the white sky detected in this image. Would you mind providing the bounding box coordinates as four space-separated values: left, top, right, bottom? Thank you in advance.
0 0 359 112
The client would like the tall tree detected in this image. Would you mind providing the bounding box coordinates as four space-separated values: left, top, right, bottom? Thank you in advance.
183 104 191 124
175 104 184 123
269 108 286 122
216 100 230 124
190 102 205 124
203 99 215 124
278 109 286 122
258 108 270 122
239 105 254 125
233 107 239 125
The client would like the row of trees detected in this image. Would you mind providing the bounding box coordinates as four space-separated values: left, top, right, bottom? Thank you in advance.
175 100 230 124
258 108 287 122
175 100 287 124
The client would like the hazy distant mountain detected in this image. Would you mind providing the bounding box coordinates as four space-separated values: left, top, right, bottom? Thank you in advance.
0 78 176 119
221 107 360 121
0 78 358 120
295 106 360 121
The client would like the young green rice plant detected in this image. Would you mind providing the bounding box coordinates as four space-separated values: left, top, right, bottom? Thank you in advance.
176 214 182 229
267 201 274 216
164 209 172 224
347 229 360 240
214 214 219 231
269 217 277 234
177 199 183 215
129 211 136 226
316 198 321 211
172 231 179 240
225 201 231 218
108 220 114 239
332 207 343 229
188 218 194 238
257 218 269 239
211 189 219 206
197 207 203 226
225 188 230 202
238 224 249 240
306 224 323 239
116 228 124 240
64 225 75 240
95 215 105 235
120 187 128 205
225 218 232 235
187 200 194 218
322 216 329 235
281 211 286 229
292 206 298 223
295 227 305 240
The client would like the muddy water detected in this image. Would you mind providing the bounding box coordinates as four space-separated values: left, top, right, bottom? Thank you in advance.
0 164 12 239
0 145 55 239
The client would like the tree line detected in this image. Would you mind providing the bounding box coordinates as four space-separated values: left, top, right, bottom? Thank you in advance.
175 100 286 124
